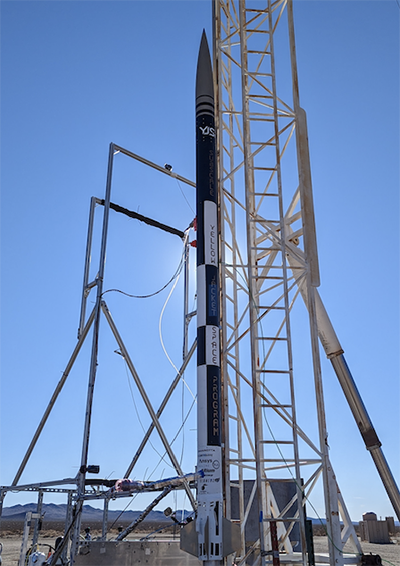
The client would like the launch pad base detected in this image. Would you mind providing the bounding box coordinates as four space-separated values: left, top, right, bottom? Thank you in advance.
73 540 362 566
74 539 202 566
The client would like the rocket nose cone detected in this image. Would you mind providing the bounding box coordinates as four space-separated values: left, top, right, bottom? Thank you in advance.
196 30 214 108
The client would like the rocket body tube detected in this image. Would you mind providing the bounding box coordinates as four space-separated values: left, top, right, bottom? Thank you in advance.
195 31 223 563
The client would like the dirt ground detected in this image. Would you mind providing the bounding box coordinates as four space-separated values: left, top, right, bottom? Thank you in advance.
313 535 400 566
1 530 399 565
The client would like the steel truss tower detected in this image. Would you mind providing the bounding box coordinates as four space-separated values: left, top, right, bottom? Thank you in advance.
2 4 399 566
213 1 360 564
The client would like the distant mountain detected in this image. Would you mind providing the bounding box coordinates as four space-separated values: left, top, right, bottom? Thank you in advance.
3 505 397 527
1 503 174 523
307 517 400 527
308 517 327 525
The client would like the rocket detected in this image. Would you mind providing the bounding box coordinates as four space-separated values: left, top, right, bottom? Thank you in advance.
180 30 239 565
195 30 223 563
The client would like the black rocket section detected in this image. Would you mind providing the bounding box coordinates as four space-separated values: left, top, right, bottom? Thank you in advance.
196 30 217 267
195 30 221 448
180 31 241 561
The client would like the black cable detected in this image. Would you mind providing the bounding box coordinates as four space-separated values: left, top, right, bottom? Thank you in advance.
176 179 195 215
102 248 185 300
100 200 185 240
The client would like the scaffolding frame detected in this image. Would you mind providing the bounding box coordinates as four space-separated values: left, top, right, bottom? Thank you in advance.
1 145 199 564
214 1 359 564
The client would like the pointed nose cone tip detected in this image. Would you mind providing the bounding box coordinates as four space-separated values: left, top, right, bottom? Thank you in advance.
196 30 214 116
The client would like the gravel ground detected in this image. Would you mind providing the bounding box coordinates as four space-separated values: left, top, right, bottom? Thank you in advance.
0 534 399 565
313 535 400 566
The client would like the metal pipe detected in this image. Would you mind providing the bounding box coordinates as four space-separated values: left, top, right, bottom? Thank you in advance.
62 492 73 564
115 486 172 541
287 0 319 288
8 478 77 491
287 251 400 521
113 144 196 188
12 307 96 486
101 300 196 508
0 491 5 518
271 1 307 560
307 287 343 566
124 338 197 479
78 196 97 339
71 142 115 563
331 354 400 521
102 498 109 540
32 491 43 548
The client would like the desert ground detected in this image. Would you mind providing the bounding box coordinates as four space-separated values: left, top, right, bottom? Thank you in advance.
328 535 400 566
1 522 399 566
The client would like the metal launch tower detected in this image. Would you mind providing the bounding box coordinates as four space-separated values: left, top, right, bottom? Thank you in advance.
2 3 399 566
212 1 400 565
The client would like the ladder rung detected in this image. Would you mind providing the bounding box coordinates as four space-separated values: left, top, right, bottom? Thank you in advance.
246 8 269 13
249 118 275 123
262 517 300 522
250 218 280 225
259 439 294 444
259 405 292 410
247 72 273 78
252 246 282 251
221 110 242 115
256 336 287 341
254 277 285 282
252 246 282 253
248 50 272 55
251 166 277 171
261 459 296 462
256 369 290 373
249 114 274 120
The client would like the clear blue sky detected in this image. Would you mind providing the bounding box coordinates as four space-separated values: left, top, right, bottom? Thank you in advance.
1 0 399 524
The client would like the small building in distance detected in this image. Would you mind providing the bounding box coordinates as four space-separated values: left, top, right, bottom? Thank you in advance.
359 512 391 544
385 516 395 535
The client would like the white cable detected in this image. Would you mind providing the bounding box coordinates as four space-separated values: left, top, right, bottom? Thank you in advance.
158 238 196 402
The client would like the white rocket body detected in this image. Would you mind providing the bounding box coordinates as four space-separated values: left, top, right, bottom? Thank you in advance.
195 31 223 564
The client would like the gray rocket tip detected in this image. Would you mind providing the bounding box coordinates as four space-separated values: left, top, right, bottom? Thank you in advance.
196 30 214 116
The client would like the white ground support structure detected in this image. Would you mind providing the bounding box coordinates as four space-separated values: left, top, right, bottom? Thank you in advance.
212 1 393 565
1 2 399 566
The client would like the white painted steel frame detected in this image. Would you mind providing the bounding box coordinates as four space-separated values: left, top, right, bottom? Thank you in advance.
3 144 199 566
71 144 198 561
214 1 354 564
